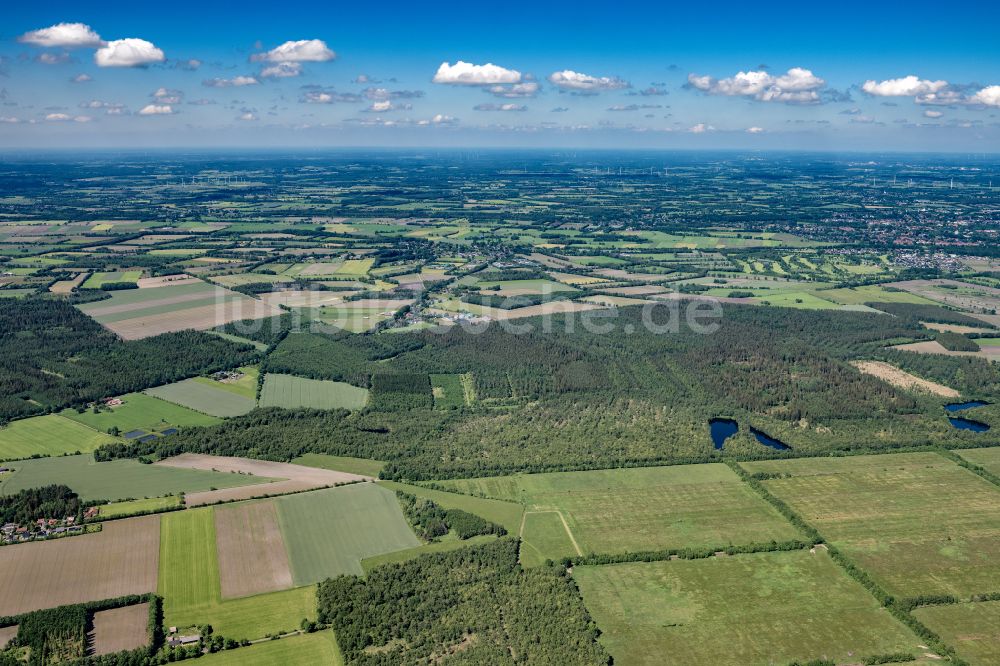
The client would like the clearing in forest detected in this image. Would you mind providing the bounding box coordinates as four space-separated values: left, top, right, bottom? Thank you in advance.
851 360 960 398
89 603 150 656
259 373 369 410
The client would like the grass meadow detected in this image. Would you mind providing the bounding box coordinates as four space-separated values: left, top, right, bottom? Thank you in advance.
260 374 369 410
62 392 220 432
440 464 801 561
914 600 1000 665
146 379 256 417
196 631 343 666
0 414 116 460
575 550 923 666
743 452 1000 598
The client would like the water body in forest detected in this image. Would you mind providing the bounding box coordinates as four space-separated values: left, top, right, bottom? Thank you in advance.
709 418 739 450
750 427 791 450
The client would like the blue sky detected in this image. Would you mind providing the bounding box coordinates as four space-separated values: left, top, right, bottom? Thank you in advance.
2 0 999 150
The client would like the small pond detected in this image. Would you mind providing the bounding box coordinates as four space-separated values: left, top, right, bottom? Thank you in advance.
750 427 791 451
948 417 991 433
709 418 739 450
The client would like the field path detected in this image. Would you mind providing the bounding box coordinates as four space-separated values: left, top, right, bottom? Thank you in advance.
522 510 583 557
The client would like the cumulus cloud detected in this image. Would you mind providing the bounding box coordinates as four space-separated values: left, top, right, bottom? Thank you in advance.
45 112 91 122
548 70 629 92
861 76 948 97
259 62 302 78
474 103 526 111
80 99 126 114
688 123 714 133
0 116 20 124
70 73 92 83
203 76 259 88
252 39 335 63
489 82 539 98
19 23 102 48
300 89 362 104
364 100 396 113
688 67 825 103
94 39 165 67
970 86 1000 107
424 114 457 125
138 104 173 115
238 111 258 121
924 110 943 118
746 126 765 133
433 61 521 85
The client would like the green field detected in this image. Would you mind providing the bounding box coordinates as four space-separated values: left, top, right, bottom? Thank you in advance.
818 285 937 306
146 379 256 417
956 446 1000 476
575 550 923 665
259 373 369 410
195 631 343 666
0 414 116 460
275 484 420 583
82 270 142 288
99 495 182 518
183 586 318 642
293 453 385 478
430 373 466 408
160 508 220 628
742 452 1000 598
193 367 259 398
0 454 269 501
62 392 220 433
439 464 801 561
915 600 1000 665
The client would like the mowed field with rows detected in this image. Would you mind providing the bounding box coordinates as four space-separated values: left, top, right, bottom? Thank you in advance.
440 464 803 564
741 452 1000 598
0 414 116 460
259 373 369 410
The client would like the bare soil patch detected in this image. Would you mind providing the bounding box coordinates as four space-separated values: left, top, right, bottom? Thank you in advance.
0 626 16 649
0 516 159 616
922 322 997 335
215 501 293 598
891 340 1000 361
89 603 149 656
137 274 198 288
109 299 279 340
851 360 961 398
155 453 372 506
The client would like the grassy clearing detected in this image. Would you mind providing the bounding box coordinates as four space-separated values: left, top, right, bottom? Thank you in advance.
0 454 268 501
955 446 1000 476
275 484 420 584
439 464 800 561
0 414 116 460
259 373 369 410
99 495 181 518
914 600 1000 665
192 586 318 642
159 508 221 629
520 512 579 567
430 373 466 408
146 379 256 417
574 550 924 666
292 453 385 478
195 631 343 666
742 452 1000 598
62 392 220 432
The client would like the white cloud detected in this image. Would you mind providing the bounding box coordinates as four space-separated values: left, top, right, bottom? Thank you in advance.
153 88 183 104
45 113 88 122
0 117 20 124
924 110 943 118
36 52 72 65
71 73 92 83
915 90 966 106
688 123 714 133
431 114 457 124
746 126 765 133
259 62 302 78
252 39 335 63
300 90 362 104
688 67 824 103
19 23 102 48
433 61 521 85
474 103 527 111
94 39 165 67
970 85 1000 107
138 104 173 115
861 76 948 97
366 100 393 113
80 100 126 115
489 82 539 98
203 76 259 88
238 112 258 121
548 70 629 92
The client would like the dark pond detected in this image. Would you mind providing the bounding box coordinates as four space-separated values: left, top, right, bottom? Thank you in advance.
944 401 990 413
948 417 991 432
750 427 791 450
709 418 739 450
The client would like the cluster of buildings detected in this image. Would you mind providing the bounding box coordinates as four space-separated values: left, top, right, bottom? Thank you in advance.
1 513 88 545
